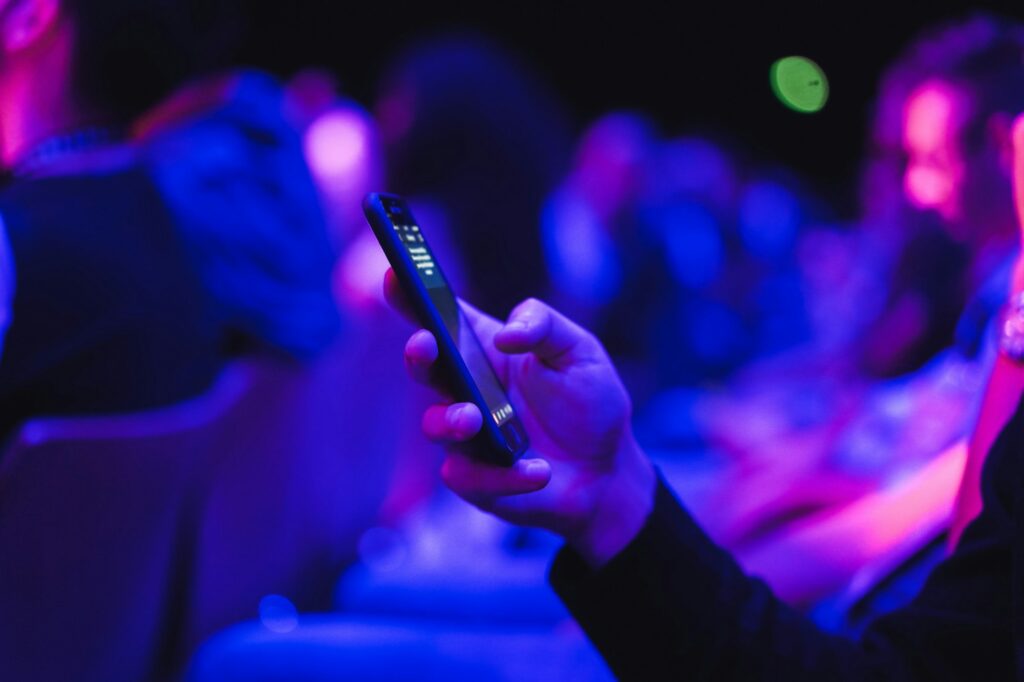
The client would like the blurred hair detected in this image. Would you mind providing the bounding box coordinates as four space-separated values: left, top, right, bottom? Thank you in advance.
872 12 1024 153
62 0 241 124
377 32 572 316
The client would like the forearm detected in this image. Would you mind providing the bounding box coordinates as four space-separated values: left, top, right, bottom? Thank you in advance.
548 474 994 681
952 261 1024 546
551 476 864 680
953 353 1024 546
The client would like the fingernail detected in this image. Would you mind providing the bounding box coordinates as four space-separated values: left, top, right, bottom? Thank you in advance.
447 404 470 427
522 459 547 477
504 319 529 333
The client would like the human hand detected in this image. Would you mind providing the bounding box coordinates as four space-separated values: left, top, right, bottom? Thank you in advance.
385 269 655 567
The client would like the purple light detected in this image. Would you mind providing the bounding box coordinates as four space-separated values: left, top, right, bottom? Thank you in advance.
304 108 372 181
541 191 621 303
335 230 392 308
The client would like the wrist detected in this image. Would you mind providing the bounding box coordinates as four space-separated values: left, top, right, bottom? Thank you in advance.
567 434 656 568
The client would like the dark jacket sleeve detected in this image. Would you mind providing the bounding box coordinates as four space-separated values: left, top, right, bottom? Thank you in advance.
550 415 1019 680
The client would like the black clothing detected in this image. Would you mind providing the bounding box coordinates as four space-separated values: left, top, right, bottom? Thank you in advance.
551 399 1023 680
0 74 340 442
0 169 226 438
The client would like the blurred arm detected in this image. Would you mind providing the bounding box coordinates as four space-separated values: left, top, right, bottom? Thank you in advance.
950 116 1024 548
951 348 1024 547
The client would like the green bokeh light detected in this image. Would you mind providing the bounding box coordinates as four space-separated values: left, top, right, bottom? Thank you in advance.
770 56 829 114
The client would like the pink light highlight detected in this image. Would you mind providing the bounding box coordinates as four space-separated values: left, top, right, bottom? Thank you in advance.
904 164 954 209
304 108 372 181
901 80 968 219
334 230 391 310
735 440 966 605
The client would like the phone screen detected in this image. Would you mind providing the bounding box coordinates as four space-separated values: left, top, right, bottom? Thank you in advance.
382 198 517 427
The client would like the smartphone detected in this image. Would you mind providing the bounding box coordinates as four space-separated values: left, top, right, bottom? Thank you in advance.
363 193 529 466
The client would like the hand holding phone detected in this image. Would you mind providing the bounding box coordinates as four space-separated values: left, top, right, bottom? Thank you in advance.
383 265 655 567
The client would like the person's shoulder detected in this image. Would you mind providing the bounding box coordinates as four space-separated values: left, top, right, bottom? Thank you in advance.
0 162 172 253
0 160 154 207
135 69 289 143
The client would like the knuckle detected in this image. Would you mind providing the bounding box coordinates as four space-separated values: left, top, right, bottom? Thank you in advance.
513 297 546 318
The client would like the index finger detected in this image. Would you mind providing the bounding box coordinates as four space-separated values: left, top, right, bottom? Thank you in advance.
441 452 552 502
494 298 605 370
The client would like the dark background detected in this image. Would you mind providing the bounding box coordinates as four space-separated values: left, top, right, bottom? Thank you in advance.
241 1 1021 215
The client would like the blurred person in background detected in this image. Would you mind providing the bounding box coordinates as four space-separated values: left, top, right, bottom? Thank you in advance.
635 142 823 401
858 13 1024 379
383 183 1024 677
695 13 1024 480
541 112 657 331
543 121 873 566
849 14 1024 557
530 13 1024 622
663 13 1024 619
788 13 1024 497
0 3 410 680
543 116 826 405
375 32 573 319
0 0 341 441
374 45 1024 661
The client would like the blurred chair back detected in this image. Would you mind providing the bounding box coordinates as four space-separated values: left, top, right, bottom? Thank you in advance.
0 365 250 682
181 329 407 653
0 321 410 681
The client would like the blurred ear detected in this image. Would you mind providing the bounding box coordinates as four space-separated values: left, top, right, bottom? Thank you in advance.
988 110 1015 178
0 0 60 54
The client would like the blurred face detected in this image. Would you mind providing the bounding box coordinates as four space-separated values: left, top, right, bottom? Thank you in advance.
573 114 652 223
901 79 972 225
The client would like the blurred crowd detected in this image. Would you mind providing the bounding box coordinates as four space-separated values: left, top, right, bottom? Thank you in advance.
324 11 1023 642
4 3 1024 679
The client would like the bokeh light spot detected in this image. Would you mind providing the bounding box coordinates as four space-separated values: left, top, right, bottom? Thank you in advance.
770 56 829 114
738 180 801 260
258 594 298 634
304 109 370 180
357 526 408 572
657 203 724 289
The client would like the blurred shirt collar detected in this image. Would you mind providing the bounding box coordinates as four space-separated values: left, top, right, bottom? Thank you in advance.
10 128 120 180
